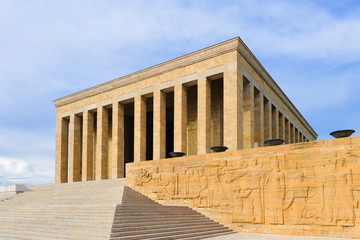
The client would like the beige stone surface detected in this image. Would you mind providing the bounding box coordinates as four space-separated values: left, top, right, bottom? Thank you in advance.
69 114 81 182
174 84 187 152
82 110 94 181
197 77 211 154
127 136 360 239
153 90 166 160
55 117 68 183
224 60 243 151
134 95 146 162
111 102 124 178
96 106 109 180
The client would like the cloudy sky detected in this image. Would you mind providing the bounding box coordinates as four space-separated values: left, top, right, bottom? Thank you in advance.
0 0 359 185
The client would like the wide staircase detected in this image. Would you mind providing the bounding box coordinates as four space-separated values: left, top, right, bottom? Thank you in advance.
0 180 234 240
110 187 234 239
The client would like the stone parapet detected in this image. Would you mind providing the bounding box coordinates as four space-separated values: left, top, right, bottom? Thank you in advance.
126 136 360 238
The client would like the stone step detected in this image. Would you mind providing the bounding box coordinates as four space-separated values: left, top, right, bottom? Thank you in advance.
111 221 220 232
0 220 111 230
0 225 109 238
113 215 208 224
109 227 233 240
0 228 109 240
114 211 200 217
0 219 112 228
0 216 114 225
112 218 214 228
0 214 114 221
0 211 115 217
110 223 225 237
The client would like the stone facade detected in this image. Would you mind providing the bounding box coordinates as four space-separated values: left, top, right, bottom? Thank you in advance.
127 136 360 238
53 37 317 183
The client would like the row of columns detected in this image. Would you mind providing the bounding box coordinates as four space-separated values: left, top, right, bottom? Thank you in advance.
55 69 308 183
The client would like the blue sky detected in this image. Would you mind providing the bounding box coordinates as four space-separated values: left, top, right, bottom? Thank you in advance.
0 0 359 185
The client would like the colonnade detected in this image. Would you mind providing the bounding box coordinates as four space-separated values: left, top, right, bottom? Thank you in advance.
55 71 309 183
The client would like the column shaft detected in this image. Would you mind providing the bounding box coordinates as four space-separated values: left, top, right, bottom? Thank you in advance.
243 82 255 148
96 106 108 180
290 124 295 143
254 92 264 147
82 111 94 181
55 117 69 183
295 129 300 143
197 77 211 154
174 84 187 153
69 114 81 182
224 65 243 150
279 113 285 141
134 95 146 162
263 99 272 141
272 107 279 139
153 90 166 159
112 102 125 178
285 119 291 144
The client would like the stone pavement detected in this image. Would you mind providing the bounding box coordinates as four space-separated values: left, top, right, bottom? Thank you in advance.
205 232 353 240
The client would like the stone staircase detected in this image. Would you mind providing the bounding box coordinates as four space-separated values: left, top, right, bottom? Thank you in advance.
0 179 125 240
0 179 234 239
110 187 234 240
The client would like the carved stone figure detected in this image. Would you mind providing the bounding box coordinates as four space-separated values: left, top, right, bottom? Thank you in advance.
193 167 209 207
135 168 152 186
230 158 264 223
332 158 356 226
264 156 285 225
285 170 311 224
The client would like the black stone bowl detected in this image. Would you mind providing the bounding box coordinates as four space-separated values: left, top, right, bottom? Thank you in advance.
330 130 355 138
210 146 228 152
169 152 186 158
264 138 284 146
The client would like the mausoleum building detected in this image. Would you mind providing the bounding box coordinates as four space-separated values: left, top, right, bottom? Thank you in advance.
54 37 317 184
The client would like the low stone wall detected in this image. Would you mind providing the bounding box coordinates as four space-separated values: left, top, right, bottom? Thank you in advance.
0 184 27 194
126 136 360 238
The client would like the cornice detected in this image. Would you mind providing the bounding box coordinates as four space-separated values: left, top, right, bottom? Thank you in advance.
53 37 239 108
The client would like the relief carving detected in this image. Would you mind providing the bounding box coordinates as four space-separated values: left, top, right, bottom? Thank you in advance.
322 157 357 226
263 156 285 225
131 150 360 230
230 158 264 223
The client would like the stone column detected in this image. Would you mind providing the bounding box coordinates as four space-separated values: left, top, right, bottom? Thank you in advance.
279 113 285 141
285 119 290 144
272 107 279 139
264 99 272 141
112 102 125 178
243 82 255 148
69 114 81 182
224 63 243 150
198 77 211 154
290 124 295 143
174 84 187 153
295 129 300 143
55 117 69 183
153 90 166 159
82 110 94 181
254 92 264 147
134 95 146 162
96 106 108 180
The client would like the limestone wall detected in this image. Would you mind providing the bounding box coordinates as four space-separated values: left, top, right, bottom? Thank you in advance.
126 136 360 238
